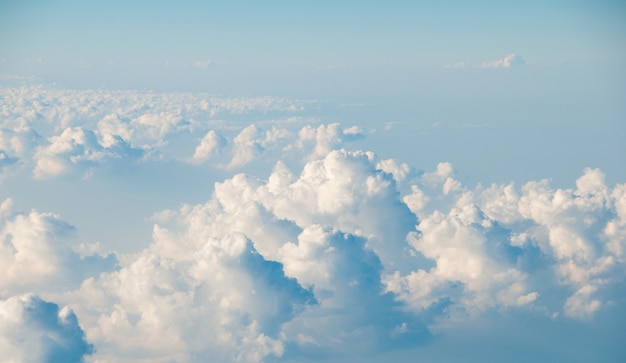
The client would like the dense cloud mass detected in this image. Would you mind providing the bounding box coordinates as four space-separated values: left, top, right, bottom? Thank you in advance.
0 84 624 362
0 198 117 296
0 294 94 363
67 152 624 362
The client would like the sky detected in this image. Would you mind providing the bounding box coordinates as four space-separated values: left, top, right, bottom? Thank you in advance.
0 1 625 362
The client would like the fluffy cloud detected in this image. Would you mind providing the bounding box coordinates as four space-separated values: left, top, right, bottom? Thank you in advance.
0 198 117 296
296 123 364 159
1 84 624 362
0 86 316 178
33 127 143 179
62 149 428 362
190 129 225 163
0 294 93 363
481 53 525 68
51 148 622 361
74 234 315 362
227 125 292 168
187 123 365 169
390 165 626 320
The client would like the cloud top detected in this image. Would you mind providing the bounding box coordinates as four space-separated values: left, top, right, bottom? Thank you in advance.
481 53 525 68
0 294 93 363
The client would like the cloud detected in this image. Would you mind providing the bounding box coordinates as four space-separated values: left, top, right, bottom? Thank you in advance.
193 59 212 68
0 294 93 363
444 53 525 70
1 84 624 362
74 234 315 362
66 146 626 361
190 129 226 163
0 86 316 177
481 53 525 68
32 127 144 179
63 149 430 362
295 123 364 159
225 125 293 168
0 198 118 296
229 125 270 168
390 166 626 321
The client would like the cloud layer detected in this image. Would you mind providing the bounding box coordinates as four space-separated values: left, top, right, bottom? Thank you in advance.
0 83 624 362
66 152 625 362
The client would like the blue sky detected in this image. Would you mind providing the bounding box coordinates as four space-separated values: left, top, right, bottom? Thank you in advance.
2 0 625 77
1 1 625 362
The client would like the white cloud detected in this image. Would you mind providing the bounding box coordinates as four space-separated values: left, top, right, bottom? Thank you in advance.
67 146 626 361
0 294 93 363
295 123 364 160
2 135 626 360
0 84 624 361
226 125 295 168
194 59 212 69
481 53 525 68
0 198 117 296
376 158 411 183
191 129 226 163
228 125 268 168
391 166 626 320
0 86 316 177
32 127 144 179
73 234 314 362
62 149 429 361
444 53 525 70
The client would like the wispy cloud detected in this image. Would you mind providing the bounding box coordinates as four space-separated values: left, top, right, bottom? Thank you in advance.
444 53 525 69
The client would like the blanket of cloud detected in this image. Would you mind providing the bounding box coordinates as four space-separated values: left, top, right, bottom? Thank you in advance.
0 84 625 362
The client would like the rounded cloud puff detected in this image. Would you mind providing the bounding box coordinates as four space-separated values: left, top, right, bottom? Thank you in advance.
0 294 93 363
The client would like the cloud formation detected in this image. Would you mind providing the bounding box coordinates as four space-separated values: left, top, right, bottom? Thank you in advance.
1 84 624 362
481 53 525 68
190 129 225 163
0 86 316 177
0 294 93 363
58 150 624 362
0 198 117 296
444 53 525 70
392 165 625 321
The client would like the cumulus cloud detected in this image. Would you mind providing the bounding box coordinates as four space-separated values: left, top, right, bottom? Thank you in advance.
1 84 624 362
444 53 525 70
224 123 363 169
481 53 525 68
190 129 226 163
390 165 626 321
0 294 93 363
52 146 622 361
62 149 430 362
74 234 315 362
0 198 117 296
0 86 316 177
1 139 624 362
295 123 364 159
32 127 143 178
